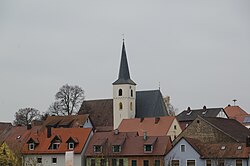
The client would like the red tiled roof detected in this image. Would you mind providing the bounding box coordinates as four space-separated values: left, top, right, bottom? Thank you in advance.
224 106 248 118
118 116 176 136
184 137 250 158
22 128 92 154
0 126 39 152
85 131 172 156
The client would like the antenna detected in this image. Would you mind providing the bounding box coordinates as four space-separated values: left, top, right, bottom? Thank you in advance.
158 82 161 90
233 99 237 106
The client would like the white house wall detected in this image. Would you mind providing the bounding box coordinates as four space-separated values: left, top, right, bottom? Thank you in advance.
24 153 82 166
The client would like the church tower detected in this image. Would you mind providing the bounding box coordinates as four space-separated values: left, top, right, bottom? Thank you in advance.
113 40 136 129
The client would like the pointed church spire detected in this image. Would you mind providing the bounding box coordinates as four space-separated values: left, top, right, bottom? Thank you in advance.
113 40 136 85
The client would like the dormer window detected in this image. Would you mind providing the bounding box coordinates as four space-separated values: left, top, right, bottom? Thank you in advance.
68 142 74 150
29 143 35 150
49 135 61 150
94 145 102 153
144 145 153 152
118 89 123 96
27 138 39 151
113 145 121 153
52 143 60 150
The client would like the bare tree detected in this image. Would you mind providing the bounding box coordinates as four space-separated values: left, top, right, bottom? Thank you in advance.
13 108 41 126
163 96 178 116
48 84 85 116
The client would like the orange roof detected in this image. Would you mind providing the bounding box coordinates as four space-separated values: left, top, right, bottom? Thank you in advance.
22 128 92 154
224 106 248 118
118 116 176 136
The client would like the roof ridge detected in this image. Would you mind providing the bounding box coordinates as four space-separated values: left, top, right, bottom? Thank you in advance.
200 116 242 142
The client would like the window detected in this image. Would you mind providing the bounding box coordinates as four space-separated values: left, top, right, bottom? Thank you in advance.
131 90 133 97
68 142 74 150
37 158 42 163
206 160 211 166
52 143 60 150
130 102 133 111
174 125 177 129
100 159 106 166
171 160 179 166
187 160 195 166
143 160 149 166
93 145 102 153
144 145 153 152
52 157 57 164
29 143 35 150
154 160 160 166
119 102 123 110
118 89 122 96
119 159 124 166
180 144 185 152
112 159 117 166
131 160 137 166
113 145 121 153
90 159 95 166
236 160 242 166
218 159 224 166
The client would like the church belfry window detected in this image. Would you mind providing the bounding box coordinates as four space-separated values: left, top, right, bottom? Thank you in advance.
118 89 123 96
119 102 123 110
130 102 133 111
131 90 133 97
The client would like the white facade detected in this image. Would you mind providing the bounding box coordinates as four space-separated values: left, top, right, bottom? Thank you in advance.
113 84 136 129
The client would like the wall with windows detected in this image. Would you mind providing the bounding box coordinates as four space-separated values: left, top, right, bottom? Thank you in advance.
86 157 128 166
23 153 84 166
128 157 164 166
165 139 203 166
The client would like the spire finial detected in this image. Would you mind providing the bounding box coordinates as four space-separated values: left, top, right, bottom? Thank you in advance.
159 81 161 90
122 34 125 42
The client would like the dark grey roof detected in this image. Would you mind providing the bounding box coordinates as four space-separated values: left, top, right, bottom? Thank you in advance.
177 107 224 122
136 90 168 118
113 41 136 85
203 117 250 143
78 90 168 128
78 99 113 128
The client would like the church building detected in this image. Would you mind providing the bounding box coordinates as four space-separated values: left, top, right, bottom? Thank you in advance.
79 41 168 130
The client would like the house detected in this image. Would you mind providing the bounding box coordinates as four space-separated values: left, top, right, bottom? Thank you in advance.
176 106 228 130
118 116 182 141
79 41 168 130
175 116 250 144
224 105 250 128
85 130 172 166
0 125 36 166
165 137 250 166
22 127 93 166
42 114 93 129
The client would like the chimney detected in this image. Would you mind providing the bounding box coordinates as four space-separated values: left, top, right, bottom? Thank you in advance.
246 136 250 147
143 131 147 141
47 126 52 138
187 107 191 112
155 117 160 124
203 106 206 110
27 124 32 130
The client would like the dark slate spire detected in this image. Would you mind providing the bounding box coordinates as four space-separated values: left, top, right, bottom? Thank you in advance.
113 41 136 85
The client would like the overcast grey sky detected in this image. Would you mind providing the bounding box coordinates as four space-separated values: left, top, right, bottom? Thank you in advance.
1 0 250 122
